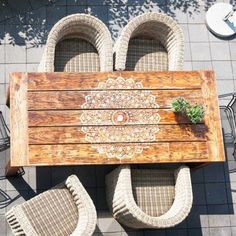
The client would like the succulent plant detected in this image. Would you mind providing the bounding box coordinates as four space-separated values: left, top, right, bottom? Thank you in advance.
186 104 205 124
171 97 190 114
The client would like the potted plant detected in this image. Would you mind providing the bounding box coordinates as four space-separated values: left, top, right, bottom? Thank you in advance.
171 97 205 124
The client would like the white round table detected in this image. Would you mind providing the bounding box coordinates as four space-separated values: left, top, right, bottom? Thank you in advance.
206 2 236 37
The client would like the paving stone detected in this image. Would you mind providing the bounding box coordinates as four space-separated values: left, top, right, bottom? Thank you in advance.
205 183 228 205
212 61 233 80
189 24 209 42
67 5 86 15
216 80 235 96
187 228 209 236
204 163 225 183
87 6 109 25
187 205 209 228
74 165 96 187
187 5 205 24
184 42 191 61
0 214 7 236
98 211 122 233
208 204 231 227
166 5 188 23
232 226 236 236
26 44 44 63
192 61 212 70
166 229 187 236
144 229 166 236
210 42 231 61
46 5 67 25
180 24 189 42
229 204 236 226
191 43 211 61
96 187 108 211
5 44 26 63
192 183 207 205
191 167 204 183
209 227 231 236
229 43 236 60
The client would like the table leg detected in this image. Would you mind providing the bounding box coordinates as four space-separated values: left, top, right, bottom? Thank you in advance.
5 160 21 176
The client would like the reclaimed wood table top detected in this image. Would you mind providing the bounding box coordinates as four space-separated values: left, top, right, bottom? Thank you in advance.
9 71 225 167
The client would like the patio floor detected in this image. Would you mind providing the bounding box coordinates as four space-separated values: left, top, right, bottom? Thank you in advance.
0 0 236 235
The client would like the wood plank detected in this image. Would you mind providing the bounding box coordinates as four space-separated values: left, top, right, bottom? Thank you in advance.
28 89 203 110
27 71 203 91
28 142 209 166
10 72 29 166
200 71 225 161
28 124 208 144
28 109 198 126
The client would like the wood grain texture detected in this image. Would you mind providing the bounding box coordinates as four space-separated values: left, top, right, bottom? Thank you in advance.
27 71 202 91
28 89 203 110
28 124 208 144
8 71 225 166
10 72 29 166
28 109 194 126
29 142 208 165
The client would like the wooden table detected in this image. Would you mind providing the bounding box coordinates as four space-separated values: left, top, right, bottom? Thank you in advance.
6 71 225 174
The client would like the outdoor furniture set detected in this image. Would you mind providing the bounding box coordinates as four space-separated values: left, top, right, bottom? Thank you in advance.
3 12 225 236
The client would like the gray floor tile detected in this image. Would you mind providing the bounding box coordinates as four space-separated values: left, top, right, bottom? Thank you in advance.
229 204 236 226
187 5 205 24
216 80 235 96
0 44 5 63
144 229 166 236
187 205 209 228
192 61 212 70
5 64 27 84
208 204 231 227
0 214 7 236
98 211 123 233
166 229 187 236
204 163 225 183
212 61 233 80
210 42 231 61
209 227 231 236
87 6 109 25
5 44 26 64
191 43 211 61
67 5 86 15
189 24 209 42
187 228 209 236
230 43 236 60
205 183 228 205
192 183 207 205
232 226 236 236
26 44 44 63
46 5 67 25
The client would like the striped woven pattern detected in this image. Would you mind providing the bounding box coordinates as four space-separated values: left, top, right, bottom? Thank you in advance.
131 169 175 217
106 165 193 229
126 38 168 71
22 188 78 236
6 175 97 236
38 14 113 72
114 12 184 71
55 38 100 72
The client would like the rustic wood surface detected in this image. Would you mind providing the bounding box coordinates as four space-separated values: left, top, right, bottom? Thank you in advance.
9 71 225 166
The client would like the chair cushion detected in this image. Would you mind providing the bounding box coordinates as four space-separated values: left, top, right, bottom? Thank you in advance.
55 38 100 72
126 38 168 71
131 169 175 217
21 188 78 236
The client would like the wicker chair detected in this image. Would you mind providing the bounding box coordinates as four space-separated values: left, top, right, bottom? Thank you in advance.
38 13 113 72
6 175 97 236
114 12 184 71
106 165 192 229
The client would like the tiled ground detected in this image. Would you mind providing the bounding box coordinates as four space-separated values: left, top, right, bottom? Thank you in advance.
0 0 236 235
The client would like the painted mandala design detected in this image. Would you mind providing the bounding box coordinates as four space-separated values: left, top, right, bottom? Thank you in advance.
80 76 161 159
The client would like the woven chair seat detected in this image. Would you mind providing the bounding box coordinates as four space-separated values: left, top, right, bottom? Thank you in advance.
6 175 97 236
114 12 184 71
55 38 100 72
38 14 113 72
126 38 168 71
106 165 193 229
132 169 175 217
